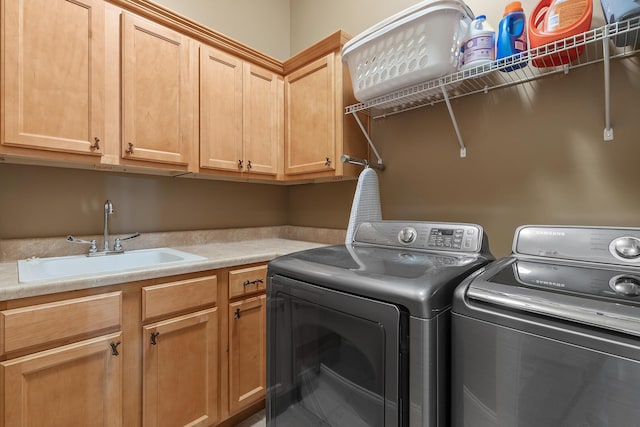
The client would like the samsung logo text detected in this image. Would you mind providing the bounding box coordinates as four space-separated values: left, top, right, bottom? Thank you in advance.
534 231 566 237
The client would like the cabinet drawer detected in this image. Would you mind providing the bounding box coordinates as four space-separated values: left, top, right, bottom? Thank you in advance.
229 265 267 299
142 275 217 321
0 292 122 355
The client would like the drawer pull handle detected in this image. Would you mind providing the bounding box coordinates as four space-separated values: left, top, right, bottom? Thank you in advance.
234 308 241 319
325 157 331 167
91 137 100 150
126 142 135 155
238 159 243 169
150 331 160 345
243 278 264 287
110 341 121 356
247 160 252 170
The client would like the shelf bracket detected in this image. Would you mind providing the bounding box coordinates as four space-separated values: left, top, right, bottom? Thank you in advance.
602 26 614 141
441 84 467 158
350 110 384 167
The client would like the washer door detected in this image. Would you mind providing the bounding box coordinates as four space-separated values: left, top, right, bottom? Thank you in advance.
267 274 406 427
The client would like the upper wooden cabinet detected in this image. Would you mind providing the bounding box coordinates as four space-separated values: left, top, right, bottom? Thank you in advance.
121 13 195 168
1 0 105 160
1 2 362 183
283 31 368 181
242 62 282 176
285 53 336 176
199 45 282 178
199 46 243 173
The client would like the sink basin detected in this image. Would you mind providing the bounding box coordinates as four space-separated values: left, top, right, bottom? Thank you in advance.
17 248 207 283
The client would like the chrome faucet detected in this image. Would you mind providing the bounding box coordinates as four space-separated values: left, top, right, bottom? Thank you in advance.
103 200 114 252
66 199 140 256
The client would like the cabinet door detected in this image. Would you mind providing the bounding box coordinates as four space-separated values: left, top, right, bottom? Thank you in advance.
229 294 266 414
199 45 243 172
243 63 281 175
143 308 218 427
2 0 104 156
1 332 122 427
284 53 336 175
122 13 192 165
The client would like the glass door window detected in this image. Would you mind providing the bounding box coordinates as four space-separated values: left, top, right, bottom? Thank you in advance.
268 275 404 427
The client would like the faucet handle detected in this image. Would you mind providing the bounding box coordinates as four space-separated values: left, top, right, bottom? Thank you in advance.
113 232 141 252
66 235 98 253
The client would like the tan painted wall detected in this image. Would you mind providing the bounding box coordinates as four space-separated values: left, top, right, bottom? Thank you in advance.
288 0 640 256
153 0 291 60
3 1 639 258
290 0 423 55
0 164 288 239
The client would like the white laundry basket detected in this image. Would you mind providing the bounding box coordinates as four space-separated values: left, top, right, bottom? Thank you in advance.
342 0 474 102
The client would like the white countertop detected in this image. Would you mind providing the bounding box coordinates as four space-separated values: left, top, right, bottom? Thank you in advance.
0 238 328 301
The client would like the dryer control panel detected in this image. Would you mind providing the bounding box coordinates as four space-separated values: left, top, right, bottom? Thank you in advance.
354 221 484 252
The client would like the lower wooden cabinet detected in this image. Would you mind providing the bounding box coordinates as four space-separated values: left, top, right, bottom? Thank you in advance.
143 308 218 427
228 294 267 414
0 264 268 427
1 332 123 427
141 275 219 427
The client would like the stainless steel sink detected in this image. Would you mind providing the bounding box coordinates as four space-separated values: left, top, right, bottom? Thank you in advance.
17 248 207 283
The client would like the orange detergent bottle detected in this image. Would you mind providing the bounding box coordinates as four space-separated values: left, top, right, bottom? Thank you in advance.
544 0 591 32
528 0 593 67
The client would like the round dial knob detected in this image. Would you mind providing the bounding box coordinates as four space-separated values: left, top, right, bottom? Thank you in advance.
398 227 417 245
612 276 640 296
613 237 640 259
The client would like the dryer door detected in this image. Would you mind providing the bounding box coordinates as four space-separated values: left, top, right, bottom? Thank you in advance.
267 274 407 427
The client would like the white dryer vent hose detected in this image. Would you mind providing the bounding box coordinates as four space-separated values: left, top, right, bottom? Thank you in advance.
345 167 382 244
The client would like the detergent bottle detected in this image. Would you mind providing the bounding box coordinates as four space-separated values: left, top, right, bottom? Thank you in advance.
528 0 592 66
460 15 495 71
544 0 591 33
496 2 528 71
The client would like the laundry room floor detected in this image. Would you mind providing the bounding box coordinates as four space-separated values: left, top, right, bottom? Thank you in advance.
235 409 265 427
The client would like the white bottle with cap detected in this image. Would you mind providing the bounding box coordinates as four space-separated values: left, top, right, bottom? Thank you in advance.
460 15 495 71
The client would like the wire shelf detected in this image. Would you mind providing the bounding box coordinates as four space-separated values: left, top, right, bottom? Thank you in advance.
345 18 640 119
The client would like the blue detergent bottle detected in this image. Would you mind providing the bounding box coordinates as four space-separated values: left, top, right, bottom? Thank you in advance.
496 1 528 72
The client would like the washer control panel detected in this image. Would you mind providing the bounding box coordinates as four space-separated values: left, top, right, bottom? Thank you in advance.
515 225 640 266
511 260 640 300
354 221 483 252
